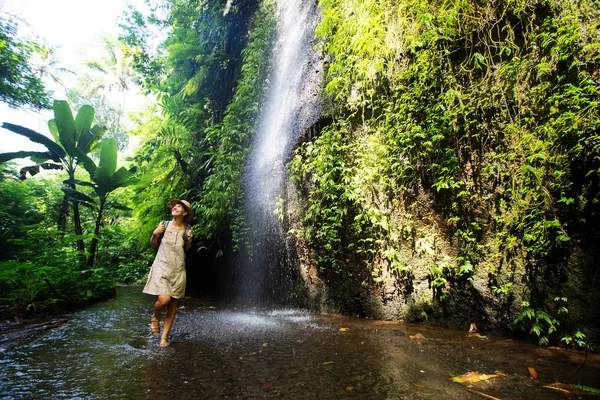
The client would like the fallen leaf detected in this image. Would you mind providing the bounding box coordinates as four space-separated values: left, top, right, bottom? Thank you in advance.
248 352 256 356
549 346 561 350
339 327 349 332
468 333 488 339
452 371 505 384
209 306 216 309
527 367 538 379
543 385 570 394
346 386 354 391
262 343 268 347
263 382 272 391
322 361 333 365
415 384 425 388
409 333 426 340
547 382 577 392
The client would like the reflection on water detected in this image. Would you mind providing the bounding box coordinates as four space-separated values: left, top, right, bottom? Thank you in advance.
2 286 599 399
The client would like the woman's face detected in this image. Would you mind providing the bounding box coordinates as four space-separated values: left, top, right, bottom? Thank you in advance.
171 203 188 219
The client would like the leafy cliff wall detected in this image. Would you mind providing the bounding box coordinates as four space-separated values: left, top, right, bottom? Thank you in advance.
124 0 599 347
288 0 600 347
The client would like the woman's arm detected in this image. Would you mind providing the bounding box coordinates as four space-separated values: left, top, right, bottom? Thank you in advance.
184 226 193 251
150 223 166 249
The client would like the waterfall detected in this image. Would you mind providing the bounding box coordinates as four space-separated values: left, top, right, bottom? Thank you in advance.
239 0 322 304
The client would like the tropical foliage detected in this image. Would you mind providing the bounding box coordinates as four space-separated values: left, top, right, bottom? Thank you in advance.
0 17 50 109
289 0 600 343
0 101 136 311
122 0 274 251
1 0 598 348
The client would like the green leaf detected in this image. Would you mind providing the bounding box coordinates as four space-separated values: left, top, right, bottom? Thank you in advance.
75 105 94 144
0 151 57 163
48 119 60 143
72 147 96 176
1 122 66 159
78 125 105 153
573 386 600 394
110 167 135 187
53 100 77 154
63 178 96 188
96 139 118 179
61 187 97 208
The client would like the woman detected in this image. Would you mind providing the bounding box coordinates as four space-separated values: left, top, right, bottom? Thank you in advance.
143 199 194 347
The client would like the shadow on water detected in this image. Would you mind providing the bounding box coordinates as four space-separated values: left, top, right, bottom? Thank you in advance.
2 286 599 399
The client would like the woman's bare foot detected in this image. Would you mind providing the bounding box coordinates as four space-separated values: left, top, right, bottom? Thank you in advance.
150 316 160 335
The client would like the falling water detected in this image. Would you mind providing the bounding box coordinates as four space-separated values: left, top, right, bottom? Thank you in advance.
239 0 322 303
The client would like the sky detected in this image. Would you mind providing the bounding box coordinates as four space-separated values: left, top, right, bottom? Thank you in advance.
0 0 148 153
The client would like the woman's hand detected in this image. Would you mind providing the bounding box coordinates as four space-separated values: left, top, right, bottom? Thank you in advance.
184 228 193 251
153 224 166 236
150 223 165 248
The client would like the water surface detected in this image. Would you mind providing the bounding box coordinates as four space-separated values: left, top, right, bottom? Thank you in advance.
2 286 599 399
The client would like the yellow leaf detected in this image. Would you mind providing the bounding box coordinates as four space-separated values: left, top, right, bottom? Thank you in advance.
528 367 538 379
322 361 333 365
346 386 354 391
409 333 426 340
262 343 268 347
468 333 488 339
543 385 570 394
452 371 504 383
248 352 256 356
415 384 425 388
339 327 349 332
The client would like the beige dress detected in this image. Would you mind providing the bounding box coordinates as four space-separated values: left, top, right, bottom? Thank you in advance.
143 223 188 299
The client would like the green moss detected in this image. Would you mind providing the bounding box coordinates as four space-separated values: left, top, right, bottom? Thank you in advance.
290 0 600 341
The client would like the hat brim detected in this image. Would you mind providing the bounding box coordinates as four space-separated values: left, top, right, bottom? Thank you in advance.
170 199 194 222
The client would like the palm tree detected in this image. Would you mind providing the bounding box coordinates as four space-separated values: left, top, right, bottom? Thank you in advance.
87 37 134 119
30 38 74 87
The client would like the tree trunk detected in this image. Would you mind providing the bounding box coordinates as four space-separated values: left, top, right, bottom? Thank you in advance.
87 198 105 268
73 201 86 265
67 168 87 267
57 194 69 233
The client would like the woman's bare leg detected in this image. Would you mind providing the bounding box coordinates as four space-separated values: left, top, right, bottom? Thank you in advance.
154 295 171 319
161 298 178 346
152 295 171 334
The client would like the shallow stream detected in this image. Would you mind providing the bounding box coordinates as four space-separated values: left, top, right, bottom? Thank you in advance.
2 286 599 399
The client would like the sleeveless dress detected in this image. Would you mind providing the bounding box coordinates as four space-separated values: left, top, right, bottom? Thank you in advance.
143 223 188 299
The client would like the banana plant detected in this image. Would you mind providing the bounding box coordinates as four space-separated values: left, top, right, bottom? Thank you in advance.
1 100 105 259
63 138 138 267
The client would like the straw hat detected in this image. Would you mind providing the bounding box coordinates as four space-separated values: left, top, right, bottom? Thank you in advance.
170 199 194 222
